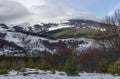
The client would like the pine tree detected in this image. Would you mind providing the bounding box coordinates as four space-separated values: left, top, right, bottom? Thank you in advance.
64 54 80 76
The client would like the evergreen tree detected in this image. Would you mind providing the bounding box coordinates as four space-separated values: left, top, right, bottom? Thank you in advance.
64 54 80 76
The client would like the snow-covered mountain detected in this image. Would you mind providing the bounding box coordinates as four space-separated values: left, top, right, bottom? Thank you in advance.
6 19 102 34
0 23 100 56
0 19 103 56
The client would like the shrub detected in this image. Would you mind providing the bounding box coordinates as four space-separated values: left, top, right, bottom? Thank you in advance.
99 58 108 73
0 69 8 75
108 59 120 75
12 59 26 70
27 58 36 68
57 64 64 71
39 60 52 71
107 64 116 74
0 69 8 74
0 61 10 70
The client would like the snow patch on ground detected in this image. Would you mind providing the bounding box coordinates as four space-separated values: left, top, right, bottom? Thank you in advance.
0 68 120 79
48 25 73 31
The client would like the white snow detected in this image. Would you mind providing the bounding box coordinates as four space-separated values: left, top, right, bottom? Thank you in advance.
4 32 100 53
4 32 56 54
48 24 73 31
0 28 8 33
0 68 120 79
76 38 100 51
2 31 101 56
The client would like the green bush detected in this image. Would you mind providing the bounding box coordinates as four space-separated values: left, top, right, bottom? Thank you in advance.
0 69 8 74
0 61 11 70
0 56 40 71
39 60 52 71
99 59 108 73
11 59 26 70
108 59 120 75
0 61 9 74
26 58 35 68
57 64 64 71
108 64 116 74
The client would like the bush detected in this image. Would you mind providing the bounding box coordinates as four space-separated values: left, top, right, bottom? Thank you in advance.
99 59 108 73
108 59 120 75
57 64 64 71
64 55 80 76
0 61 11 70
39 60 52 71
107 64 116 74
0 56 40 71
27 58 34 68
11 59 26 70
0 69 8 74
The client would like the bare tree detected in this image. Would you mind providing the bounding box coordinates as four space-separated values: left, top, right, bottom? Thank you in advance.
98 9 120 50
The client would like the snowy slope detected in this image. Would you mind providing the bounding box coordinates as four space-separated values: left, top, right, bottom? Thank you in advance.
4 32 55 54
57 38 99 51
0 24 101 56
0 68 120 79
2 31 100 56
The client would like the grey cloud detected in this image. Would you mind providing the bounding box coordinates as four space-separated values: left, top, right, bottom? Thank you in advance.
0 0 31 24
31 0 99 22
0 0 99 24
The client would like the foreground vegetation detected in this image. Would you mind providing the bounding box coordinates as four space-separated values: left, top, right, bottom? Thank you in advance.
0 47 120 76
0 53 80 76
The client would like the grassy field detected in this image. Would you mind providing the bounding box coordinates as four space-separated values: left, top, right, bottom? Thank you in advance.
41 27 99 39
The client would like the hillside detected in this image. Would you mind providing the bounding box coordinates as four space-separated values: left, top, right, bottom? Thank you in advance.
41 27 99 39
0 23 100 56
0 19 103 57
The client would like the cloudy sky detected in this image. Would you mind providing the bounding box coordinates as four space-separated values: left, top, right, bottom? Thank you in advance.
0 0 120 24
